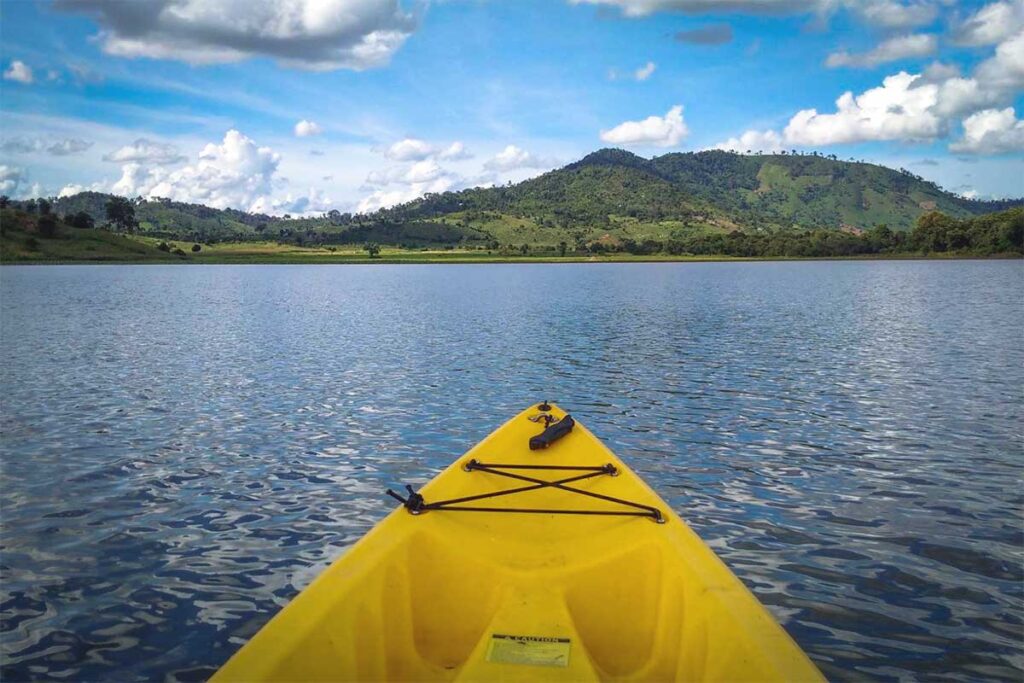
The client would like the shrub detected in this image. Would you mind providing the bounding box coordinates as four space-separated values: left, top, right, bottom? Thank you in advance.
25 236 39 250
157 242 170 252
191 243 201 252
172 248 186 256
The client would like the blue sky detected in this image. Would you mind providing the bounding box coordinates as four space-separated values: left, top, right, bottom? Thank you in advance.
1 0 1022 215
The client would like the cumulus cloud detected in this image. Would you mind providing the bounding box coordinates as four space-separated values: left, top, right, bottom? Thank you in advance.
713 129 784 152
600 105 689 147
674 24 734 44
933 29 1024 117
47 139 95 155
826 33 937 69
569 0 820 17
784 72 942 145
949 107 1024 154
1 137 93 155
103 138 186 165
852 0 938 29
0 166 26 194
365 159 451 186
3 60 33 84
294 120 323 137
721 26 1024 152
571 0 940 29
381 138 473 162
384 138 436 161
438 141 473 160
357 176 455 213
54 0 417 71
360 137 483 211
483 145 553 171
58 181 107 198
111 129 282 212
251 186 333 216
952 0 1024 47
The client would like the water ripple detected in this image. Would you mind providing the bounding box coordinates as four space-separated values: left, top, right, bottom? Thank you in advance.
1 261 1022 681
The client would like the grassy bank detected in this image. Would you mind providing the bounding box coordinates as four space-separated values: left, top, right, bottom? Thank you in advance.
3 238 1018 265
2 207 1020 265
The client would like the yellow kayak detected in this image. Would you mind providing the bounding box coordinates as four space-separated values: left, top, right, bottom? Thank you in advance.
214 403 824 682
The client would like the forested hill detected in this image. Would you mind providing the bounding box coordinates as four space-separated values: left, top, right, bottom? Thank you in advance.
392 148 1016 232
42 148 1021 248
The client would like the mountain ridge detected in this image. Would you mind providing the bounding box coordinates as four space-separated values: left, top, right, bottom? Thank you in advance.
44 148 1022 247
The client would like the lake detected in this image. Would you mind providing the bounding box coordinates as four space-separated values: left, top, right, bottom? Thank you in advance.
1 261 1022 681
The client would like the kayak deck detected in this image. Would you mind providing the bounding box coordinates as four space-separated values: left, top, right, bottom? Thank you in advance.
213 403 824 682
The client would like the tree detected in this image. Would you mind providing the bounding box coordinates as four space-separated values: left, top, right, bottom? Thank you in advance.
37 198 51 216
37 214 58 238
0 195 9 208
558 241 568 257
69 211 94 230
105 196 138 233
364 242 381 258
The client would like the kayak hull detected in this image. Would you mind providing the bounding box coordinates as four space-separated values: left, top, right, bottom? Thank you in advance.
213 404 824 682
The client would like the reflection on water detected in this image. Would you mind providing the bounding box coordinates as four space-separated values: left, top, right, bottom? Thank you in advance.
1 261 1022 681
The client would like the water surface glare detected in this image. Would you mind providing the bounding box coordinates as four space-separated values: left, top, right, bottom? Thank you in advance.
1 261 1022 681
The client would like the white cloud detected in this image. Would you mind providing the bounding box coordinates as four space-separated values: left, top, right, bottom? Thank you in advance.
58 181 106 198
599 105 688 147
294 120 323 137
723 28 1024 152
47 139 94 156
569 0 820 17
853 0 938 29
384 138 436 161
103 138 186 165
1 137 93 155
934 29 1024 116
483 145 553 171
3 60 33 84
403 159 445 184
111 129 281 212
635 61 657 80
784 72 942 145
438 141 472 160
357 177 455 213
713 129 784 152
950 107 1024 154
826 34 937 69
952 0 1024 47
0 166 26 195
55 0 417 71
570 0 937 27
251 186 333 216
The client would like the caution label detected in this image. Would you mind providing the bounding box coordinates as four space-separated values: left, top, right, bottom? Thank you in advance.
486 634 571 668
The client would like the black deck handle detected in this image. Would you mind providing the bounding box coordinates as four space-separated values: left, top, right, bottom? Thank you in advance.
529 415 575 450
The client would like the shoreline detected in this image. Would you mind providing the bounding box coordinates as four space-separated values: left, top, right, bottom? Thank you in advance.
2 252 1021 266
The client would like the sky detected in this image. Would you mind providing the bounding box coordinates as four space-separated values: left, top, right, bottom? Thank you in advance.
0 0 1022 216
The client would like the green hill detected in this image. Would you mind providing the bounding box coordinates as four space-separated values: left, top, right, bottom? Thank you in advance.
392 149 1015 233
25 149 1024 249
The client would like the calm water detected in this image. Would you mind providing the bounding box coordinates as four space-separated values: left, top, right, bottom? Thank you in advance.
1 261 1022 681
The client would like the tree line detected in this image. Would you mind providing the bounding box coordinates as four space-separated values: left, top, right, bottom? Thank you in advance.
585 209 1022 258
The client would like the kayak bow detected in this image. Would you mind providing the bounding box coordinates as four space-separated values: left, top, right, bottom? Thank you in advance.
213 403 824 682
